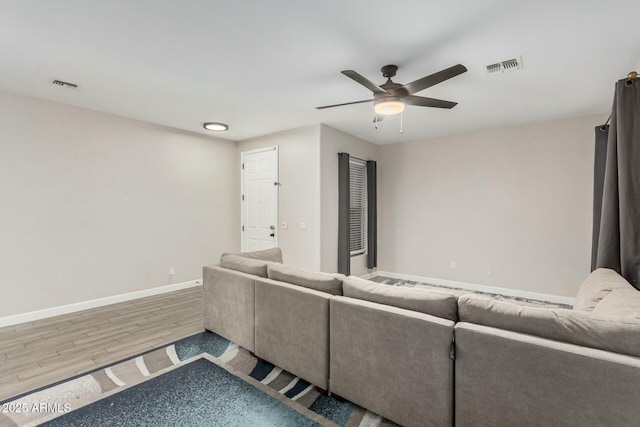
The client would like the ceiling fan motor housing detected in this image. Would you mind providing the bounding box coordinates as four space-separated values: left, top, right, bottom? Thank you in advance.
381 64 398 78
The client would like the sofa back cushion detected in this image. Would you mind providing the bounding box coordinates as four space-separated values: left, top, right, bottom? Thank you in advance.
220 254 271 277
342 276 459 321
459 293 640 357
574 268 633 311
267 264 342 295
222 247 283 263
592 288 640 319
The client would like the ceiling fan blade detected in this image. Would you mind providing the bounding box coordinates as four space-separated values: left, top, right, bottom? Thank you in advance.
341 70 387 95
316 99 374 110
402 64 467 95
404 95 458 109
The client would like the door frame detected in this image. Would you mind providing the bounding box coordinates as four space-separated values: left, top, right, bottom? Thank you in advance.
240 145 279 252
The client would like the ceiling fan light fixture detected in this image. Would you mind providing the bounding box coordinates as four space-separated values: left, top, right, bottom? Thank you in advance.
203 122 229 131
374 99 405 116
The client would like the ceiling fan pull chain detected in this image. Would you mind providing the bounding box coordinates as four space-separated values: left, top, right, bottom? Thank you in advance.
400 110 403 134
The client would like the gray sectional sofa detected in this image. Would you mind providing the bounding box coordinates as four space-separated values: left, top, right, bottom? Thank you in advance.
203 248 640 427
455 269 640 427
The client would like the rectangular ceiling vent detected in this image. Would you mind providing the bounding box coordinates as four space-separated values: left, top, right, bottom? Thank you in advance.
486 57 523 74
52 79 79 89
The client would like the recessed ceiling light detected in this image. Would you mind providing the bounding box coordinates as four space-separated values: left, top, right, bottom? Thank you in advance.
203 122 229 132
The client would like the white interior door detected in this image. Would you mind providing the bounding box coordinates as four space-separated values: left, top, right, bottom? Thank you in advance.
241 146 278 252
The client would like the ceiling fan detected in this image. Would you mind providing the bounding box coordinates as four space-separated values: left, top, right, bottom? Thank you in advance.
316 64 467 120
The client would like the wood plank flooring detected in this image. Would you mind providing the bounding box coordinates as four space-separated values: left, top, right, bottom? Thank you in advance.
0 286 203 402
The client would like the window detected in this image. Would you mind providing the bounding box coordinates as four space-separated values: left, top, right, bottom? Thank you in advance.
349 159 367 256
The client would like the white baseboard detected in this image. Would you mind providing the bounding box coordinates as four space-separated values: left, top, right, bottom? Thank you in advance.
375 270 575 306
0 279 202 328
359 271 378 280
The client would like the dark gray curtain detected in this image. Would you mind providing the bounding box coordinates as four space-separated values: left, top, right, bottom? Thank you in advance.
591 125 609 270
367 160 377 269
338 153 350 275
595 78 640 289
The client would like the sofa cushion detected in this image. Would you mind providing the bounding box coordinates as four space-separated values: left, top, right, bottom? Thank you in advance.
574 268 633 311
342 276 459 321
222 247 283 263
332 273 347 282
459 293 640 357
592 288 640 319
267 264 342 295
220 254 271 277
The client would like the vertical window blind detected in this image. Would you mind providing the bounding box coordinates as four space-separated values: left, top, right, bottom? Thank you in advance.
349 159 367 256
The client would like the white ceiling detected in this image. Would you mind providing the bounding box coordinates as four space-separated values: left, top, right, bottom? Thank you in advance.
1 1 638 144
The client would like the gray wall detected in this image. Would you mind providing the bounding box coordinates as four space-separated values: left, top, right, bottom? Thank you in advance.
1 88 605 317
0 91 239 316
238 125 322 270
319 125 379 275
238 124 380 275
379 114 603 297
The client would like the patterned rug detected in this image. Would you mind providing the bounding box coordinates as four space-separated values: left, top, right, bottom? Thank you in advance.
376 277 571 309
0 332 398 427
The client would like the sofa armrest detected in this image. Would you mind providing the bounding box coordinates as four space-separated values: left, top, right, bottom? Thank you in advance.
455 322 640 427
330 296 455 427
203 265 256 352
254 278 332 389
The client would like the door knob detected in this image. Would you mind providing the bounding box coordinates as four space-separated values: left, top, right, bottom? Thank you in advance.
270 233 275 237
270 225 275 230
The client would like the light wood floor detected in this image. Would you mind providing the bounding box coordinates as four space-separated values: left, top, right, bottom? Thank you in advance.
0 286 203 402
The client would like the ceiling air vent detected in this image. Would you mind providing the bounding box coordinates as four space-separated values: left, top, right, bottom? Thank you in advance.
486 57 523 74
52 79 79 89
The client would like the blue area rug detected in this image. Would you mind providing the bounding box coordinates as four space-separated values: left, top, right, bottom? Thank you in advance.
42 358 322 427
1 332 393 426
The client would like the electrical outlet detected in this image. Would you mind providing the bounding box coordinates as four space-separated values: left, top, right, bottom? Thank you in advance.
169 267 175 276
281 221 288 230
300 222 307 230
450 261 456 269
487 269 493 277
